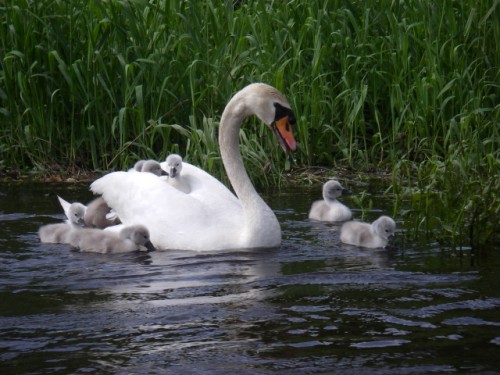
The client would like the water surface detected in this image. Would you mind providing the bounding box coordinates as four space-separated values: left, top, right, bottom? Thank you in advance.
1 181 499 374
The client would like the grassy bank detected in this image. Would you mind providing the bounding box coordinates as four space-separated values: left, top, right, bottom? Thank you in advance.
1 0 499 246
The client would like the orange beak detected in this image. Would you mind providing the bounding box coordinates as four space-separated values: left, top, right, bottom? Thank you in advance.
273 116 297 153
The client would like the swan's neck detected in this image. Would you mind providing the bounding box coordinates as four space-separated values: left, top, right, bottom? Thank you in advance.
219 99 281 247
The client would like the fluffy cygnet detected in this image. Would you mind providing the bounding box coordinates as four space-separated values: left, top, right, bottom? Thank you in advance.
340 215 396 249
133 160 146 171
132 160 167 176
308 180 352 222
70 224 156 254
162 153 191 193
164 154 183 178
84 196 121 229
57 196 87 226
141 160 168 176
38 200 86 243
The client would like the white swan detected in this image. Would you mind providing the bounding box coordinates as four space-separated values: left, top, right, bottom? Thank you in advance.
91 83 297 251
38 197 86 243
340 215 396 248
308 180 352 222
159 154 191 193
69 224 156 253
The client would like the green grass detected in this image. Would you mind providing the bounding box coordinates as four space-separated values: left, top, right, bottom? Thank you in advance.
0 0 498 247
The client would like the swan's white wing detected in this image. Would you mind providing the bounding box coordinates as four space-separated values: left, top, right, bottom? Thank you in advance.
91 171 244 250
57 195 72 219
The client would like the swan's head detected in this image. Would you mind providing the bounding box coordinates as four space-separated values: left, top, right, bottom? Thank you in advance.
323 180 350 201
236 83 297 153
68 203 87 227
164 154 183 178
372 216 396 241
121 224 156 252
141 160 168 177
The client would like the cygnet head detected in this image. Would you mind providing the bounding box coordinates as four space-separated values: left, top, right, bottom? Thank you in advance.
165 154 183 178
323 180 350 202
120 224 156 252
372 216 396 241
141 160 168 177
68 202 87 227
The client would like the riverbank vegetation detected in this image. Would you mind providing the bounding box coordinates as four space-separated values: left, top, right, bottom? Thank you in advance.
1 0 498 247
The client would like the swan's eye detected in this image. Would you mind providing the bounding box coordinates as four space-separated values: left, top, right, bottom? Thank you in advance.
273 102 295 125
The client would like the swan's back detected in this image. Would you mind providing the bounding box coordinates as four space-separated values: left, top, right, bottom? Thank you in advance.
90 171 244 250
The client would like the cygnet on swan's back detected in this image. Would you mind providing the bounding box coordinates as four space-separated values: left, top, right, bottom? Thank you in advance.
133 160 146 171
340 215 396 249
70 224 156 253
131 160 167 176
308 180 352 222
141 160 168 176
39 200 86 243
84 196 121 229
161 153 191 193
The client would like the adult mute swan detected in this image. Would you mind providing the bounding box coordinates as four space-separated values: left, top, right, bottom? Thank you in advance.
340 215 396 249
91 83 297 251
308 180 352 222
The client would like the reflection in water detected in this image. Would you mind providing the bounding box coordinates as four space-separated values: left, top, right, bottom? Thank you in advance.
0 182 500 374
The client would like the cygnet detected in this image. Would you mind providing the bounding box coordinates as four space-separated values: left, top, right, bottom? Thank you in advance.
308 180 352 222
38 199 86 243
132 160 167 176
141 160 168 176
340 215 396 249
161 153 191 193
70 224 156 253
84 196 121 229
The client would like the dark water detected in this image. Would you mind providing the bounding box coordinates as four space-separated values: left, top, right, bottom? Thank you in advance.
1 180 500 374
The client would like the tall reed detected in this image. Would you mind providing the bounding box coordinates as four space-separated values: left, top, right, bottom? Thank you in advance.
1 0 498 245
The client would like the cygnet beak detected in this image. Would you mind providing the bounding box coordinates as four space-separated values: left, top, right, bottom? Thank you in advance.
145 241 156 252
